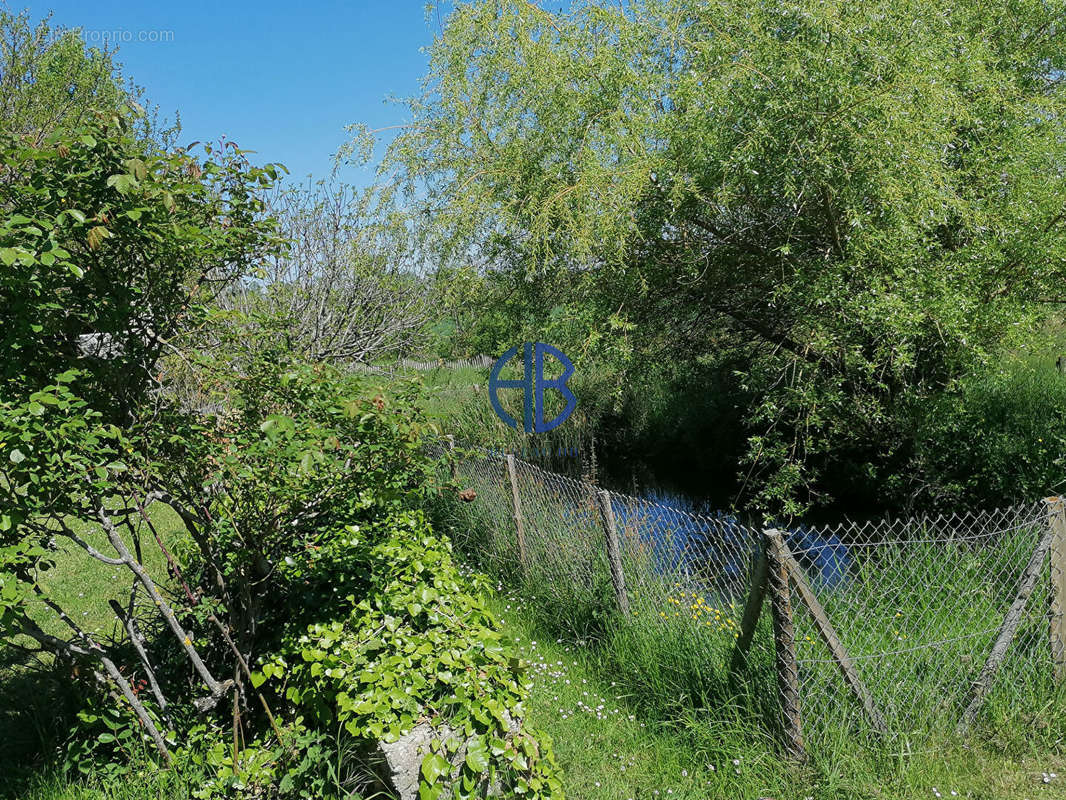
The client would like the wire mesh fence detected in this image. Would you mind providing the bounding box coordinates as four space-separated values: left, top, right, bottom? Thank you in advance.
437 443 1066 756
787 505 1058 743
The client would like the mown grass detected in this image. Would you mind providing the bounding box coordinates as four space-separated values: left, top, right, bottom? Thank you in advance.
0 507 188 799
29 505 184 639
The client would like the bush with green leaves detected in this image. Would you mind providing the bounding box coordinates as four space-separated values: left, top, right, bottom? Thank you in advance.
0 105 281 418
0 100 558 797
231 510 564 800
909 358 1066 507
0 104 285 772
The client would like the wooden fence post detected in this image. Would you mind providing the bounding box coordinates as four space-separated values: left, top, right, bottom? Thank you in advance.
596 489 629 616
778 541 889 735
765 529 806 760
1046 497 1066 682
505 454 528 571
446 435 458 481
730 545 768 675
957 522 1054 733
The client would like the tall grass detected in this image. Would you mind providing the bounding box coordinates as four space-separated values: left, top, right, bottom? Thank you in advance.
433 459 1066 762
496 587 1066 799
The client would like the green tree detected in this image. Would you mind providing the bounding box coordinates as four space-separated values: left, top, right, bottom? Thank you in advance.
0 108 280 419
0 108 283 763
0 9 175 145
379 0 1066 512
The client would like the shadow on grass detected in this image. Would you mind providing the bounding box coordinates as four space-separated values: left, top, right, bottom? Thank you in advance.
0 653 83 799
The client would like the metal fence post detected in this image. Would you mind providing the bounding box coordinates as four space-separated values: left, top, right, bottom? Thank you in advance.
505 454 528 571
765 529 806 760
596 489 629 616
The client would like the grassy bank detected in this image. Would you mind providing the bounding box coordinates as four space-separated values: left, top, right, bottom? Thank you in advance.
6 561 1066 800
432 463 1066 799
6 492 1066 800
492 587 1066 799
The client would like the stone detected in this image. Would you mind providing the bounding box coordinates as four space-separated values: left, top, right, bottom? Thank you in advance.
375 712 522 800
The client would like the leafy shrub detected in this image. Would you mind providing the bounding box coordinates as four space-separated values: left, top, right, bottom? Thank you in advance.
0 106 281 420
0 96 557 800
252 510 563 800
910 360 1066 507
0 107 286 770
174 510 563 799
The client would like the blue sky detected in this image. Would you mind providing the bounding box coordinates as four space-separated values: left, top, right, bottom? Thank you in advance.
24 1 450 185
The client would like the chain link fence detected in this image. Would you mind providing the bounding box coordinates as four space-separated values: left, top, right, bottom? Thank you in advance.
786 504 1057 746
436 444 1066 756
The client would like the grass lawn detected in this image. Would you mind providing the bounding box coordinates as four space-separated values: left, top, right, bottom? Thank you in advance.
0 505 190 800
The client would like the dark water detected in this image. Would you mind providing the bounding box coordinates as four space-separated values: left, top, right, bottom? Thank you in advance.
519 440 853 588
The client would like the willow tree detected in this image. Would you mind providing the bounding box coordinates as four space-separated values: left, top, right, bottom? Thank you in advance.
373 0 1066 512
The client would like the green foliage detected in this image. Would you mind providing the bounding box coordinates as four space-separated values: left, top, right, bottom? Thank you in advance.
0 111 286 758
0 9 157 143
2 337 550 797
0 18 556 800
382 0 1066 513
423 267 514 359
174 721 333 800
911 359 1066 505
151 355 441 630
0 107 282 416
256 511 563 799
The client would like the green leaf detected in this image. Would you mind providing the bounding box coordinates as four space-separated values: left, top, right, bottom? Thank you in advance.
421 752 450 784
106 174 132 194
9 449 25 464
124 158 147 181
260 414 295 441
464 736 490 772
